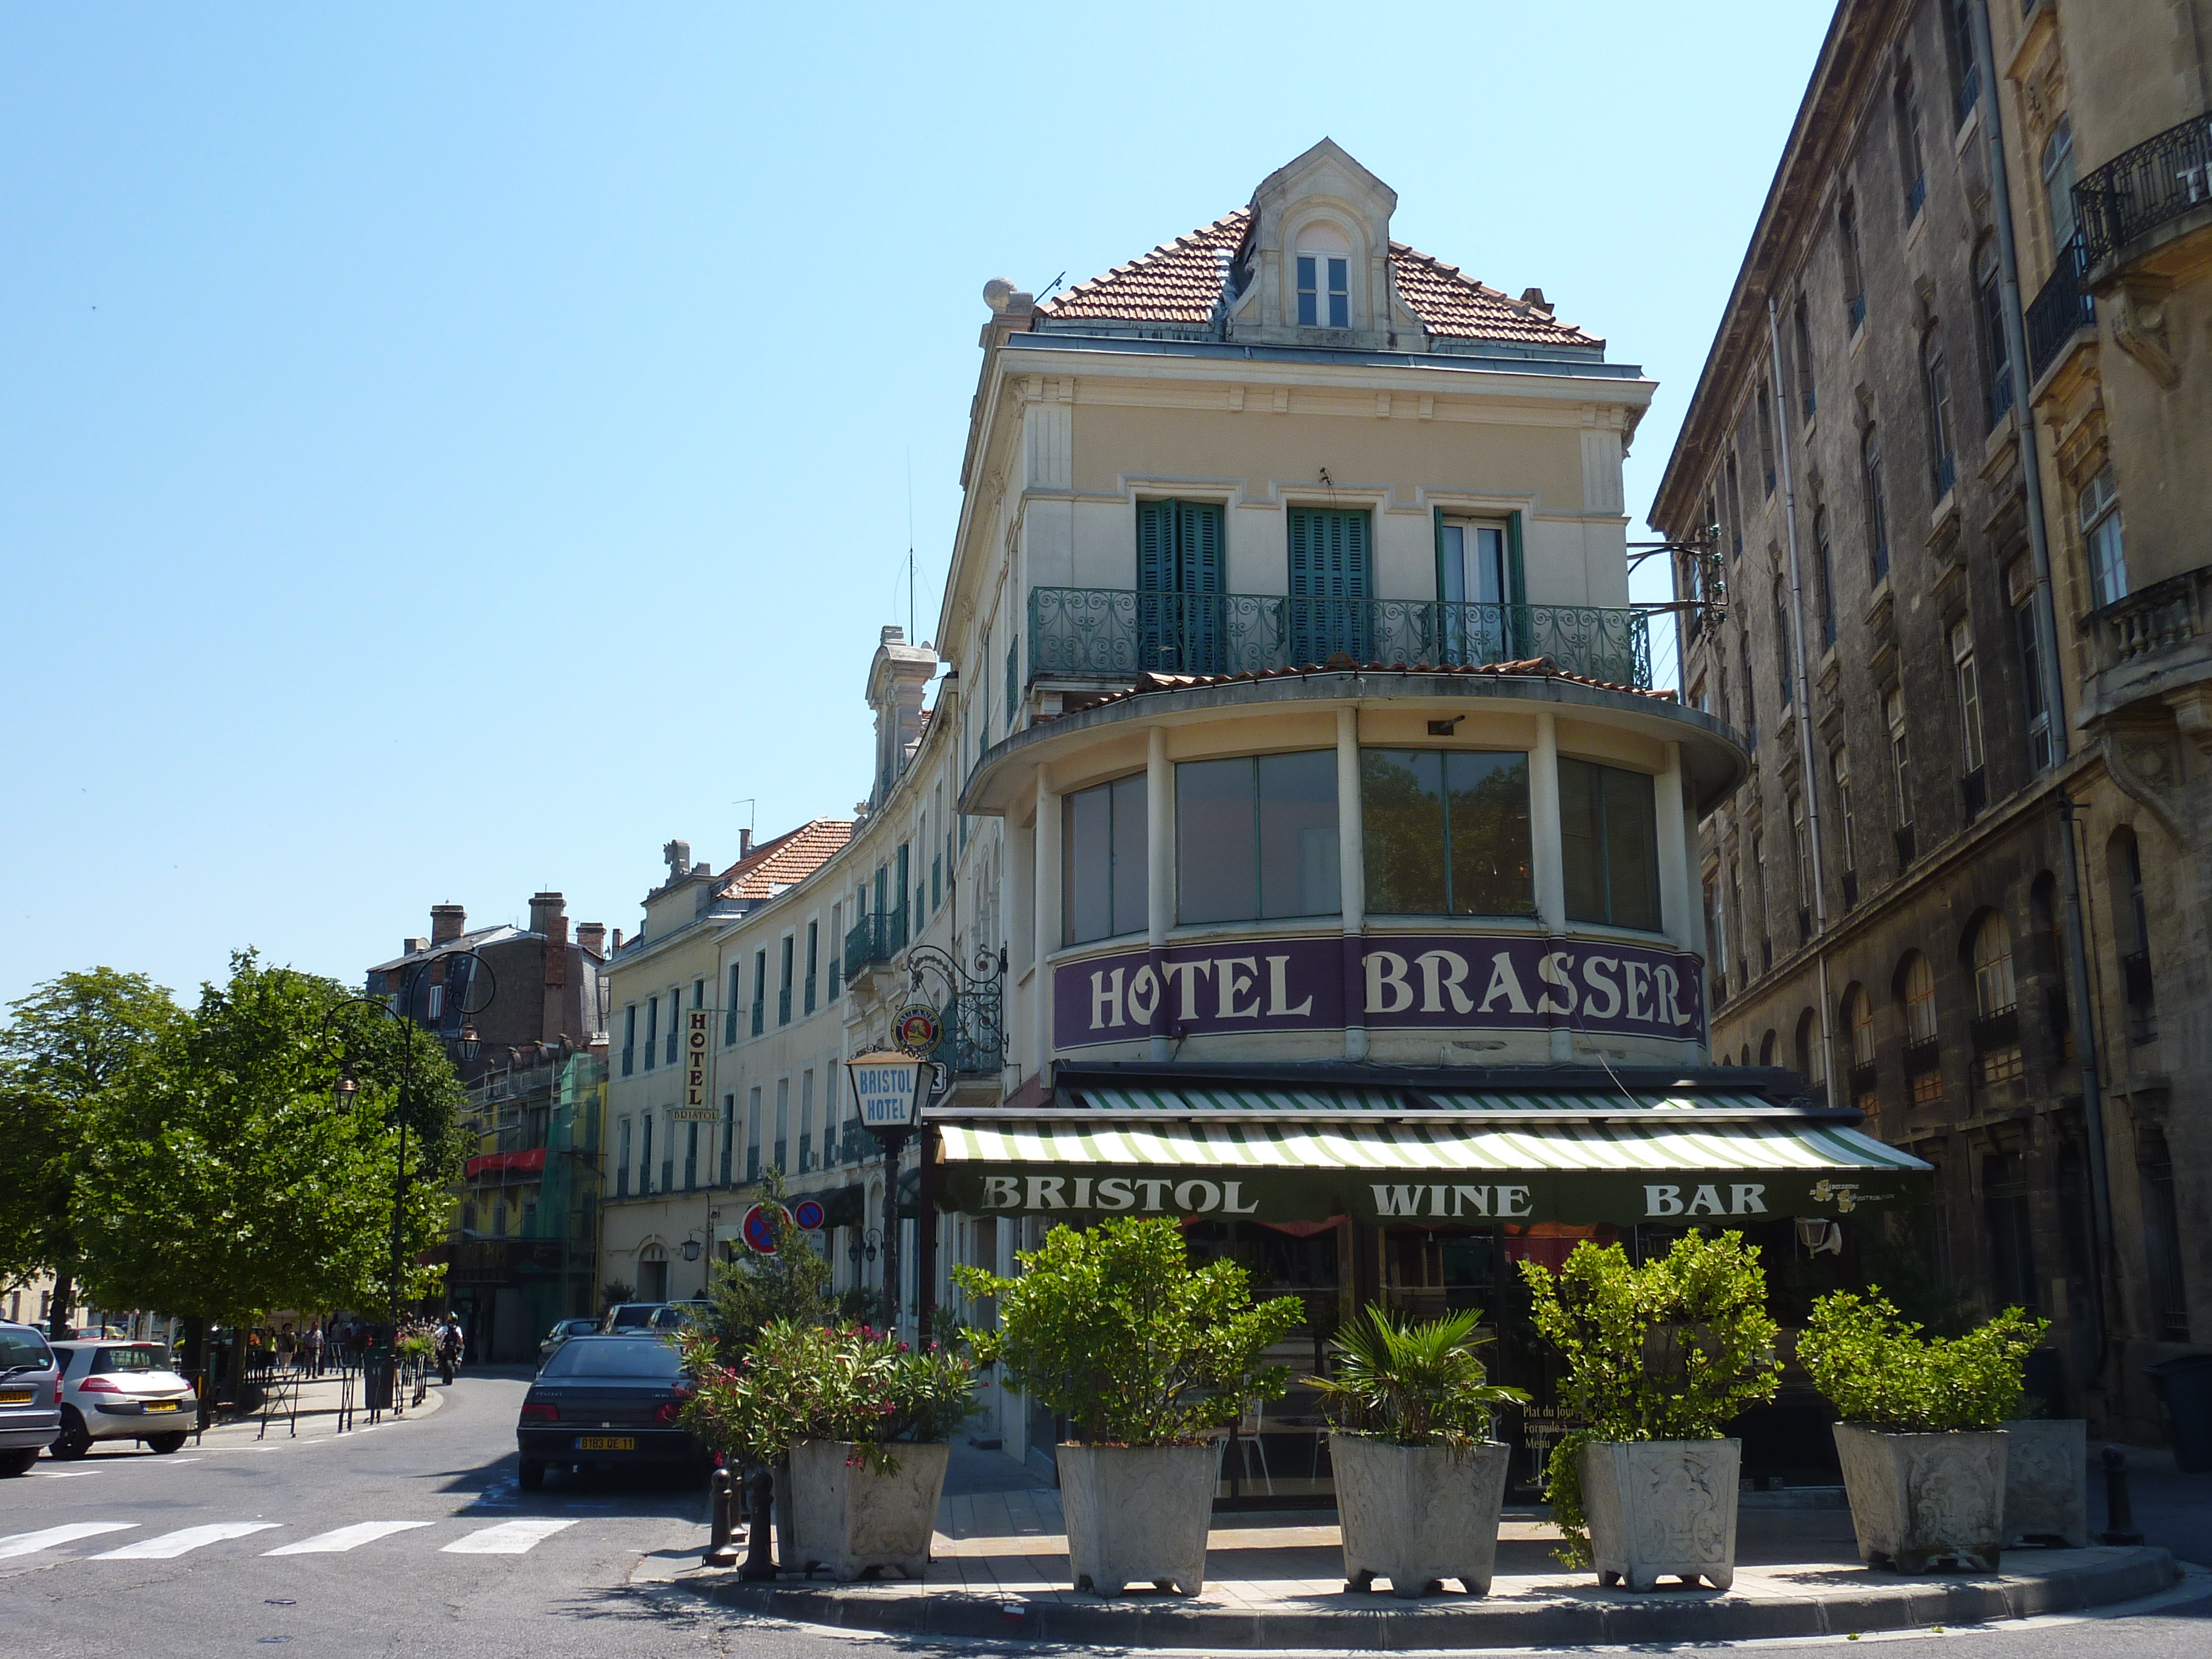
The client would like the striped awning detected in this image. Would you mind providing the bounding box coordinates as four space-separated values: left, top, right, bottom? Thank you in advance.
934 1084 1928 1227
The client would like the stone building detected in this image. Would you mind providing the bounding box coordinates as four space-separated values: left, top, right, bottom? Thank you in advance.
1653 0 2210 1437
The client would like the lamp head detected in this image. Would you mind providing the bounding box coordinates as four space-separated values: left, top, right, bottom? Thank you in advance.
457 1025 481 1062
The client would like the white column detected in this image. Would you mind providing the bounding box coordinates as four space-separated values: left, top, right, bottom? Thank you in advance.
1655 743 1694 952
1530 710 1570 1061
1032 770 1059 1082
1147 725 1173 1061
1336 706 1368 1061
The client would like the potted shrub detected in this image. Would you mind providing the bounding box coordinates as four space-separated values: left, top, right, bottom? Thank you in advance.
1798 1290 2046 1571
953 1216 1302 1597
1309 1305 1529 1598
681 1319 979 1580
1519 1232 1782 1592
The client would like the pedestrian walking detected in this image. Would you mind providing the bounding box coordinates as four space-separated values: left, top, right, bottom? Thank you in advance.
305 1322 324 1377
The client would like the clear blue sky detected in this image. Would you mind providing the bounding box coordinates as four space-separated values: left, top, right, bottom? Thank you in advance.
2 2 1831 1010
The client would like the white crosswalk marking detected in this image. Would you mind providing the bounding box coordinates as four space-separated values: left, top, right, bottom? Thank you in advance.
264 1521 433 1556
0 1523 137 1560
90 1523 280 1560
439 1519 574 1555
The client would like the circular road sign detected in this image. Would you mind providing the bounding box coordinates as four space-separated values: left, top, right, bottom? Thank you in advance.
791 1198 826 1232
891 1003 942 1057
741 1203 786 1254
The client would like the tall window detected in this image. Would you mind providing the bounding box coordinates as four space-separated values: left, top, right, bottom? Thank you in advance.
1862 424 1890 580
1814 504 1837 649
622 1004 636 1076
1558 758 1662 931
1951 621 1985 775
1923 327 1957 498
1724 454 1744 558
1945 0 1980 126
804 922 819 1014
745 1085 762 1181
826 905 842 1000
1295 225 1352 327
1902 951 1942 1103
1176 751 1340 924
1832 746 1859 880
1972 910 2024 1084
777 937 794 1025
1896 68 1927 220
639 1112 654 1195
1361 750 1532 916
2014 581 2053 771
1749 830 1770 971
1757 383 1777 496
751 950 766 1036
643 996 658 1071
1774 580 1793 707
2042 116 2078 257
2079 463 2128 606
1794 292 1817 418
1136 499 1226 672
1840 195 1866 331
724 964 740 1045
1064 773 1148 945
773 1077 789 1173
799 1070 814 1172
1887 686 1913 833
1739 633 1758 751
1287 506 1373 663
1976 244 2013 427
616 1117 632 1198
1848 985 1876 1067
1789 789 1811 928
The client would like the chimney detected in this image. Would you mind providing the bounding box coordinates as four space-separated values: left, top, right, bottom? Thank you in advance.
739 827 754 859
403 936 429 957
430 903 466 945
528 891 568 945
611 928 625 952
575 921 607 958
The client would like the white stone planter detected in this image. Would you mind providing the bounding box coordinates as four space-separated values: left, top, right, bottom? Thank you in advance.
2002 1418 2087 1547
1832 1423 2008 1571
785 1439 950 1581
1057 1442 1214 1596
1578 1437 1740 1591
1332 1433 1510 1598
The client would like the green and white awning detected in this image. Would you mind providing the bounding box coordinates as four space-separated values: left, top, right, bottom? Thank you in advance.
934 1082 1928 1227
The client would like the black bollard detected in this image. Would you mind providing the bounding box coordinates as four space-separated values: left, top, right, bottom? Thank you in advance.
739 1466 777 1580
703 1467 739 1566
2099 1446 2145 1544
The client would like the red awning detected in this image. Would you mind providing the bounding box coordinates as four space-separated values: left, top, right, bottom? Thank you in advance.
464 1147 548 1180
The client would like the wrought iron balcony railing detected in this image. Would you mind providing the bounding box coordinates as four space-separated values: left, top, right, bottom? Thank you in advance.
2025 237 2095 387
841 907 909 982
1028 588 1652 690
2076 113 2212 271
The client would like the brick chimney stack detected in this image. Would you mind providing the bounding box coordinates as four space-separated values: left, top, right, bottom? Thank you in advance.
575 921 607 958
740 827 754 859
430 903 466 945
529 891 569 945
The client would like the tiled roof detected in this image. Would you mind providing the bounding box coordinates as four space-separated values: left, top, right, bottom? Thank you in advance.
719 817 855 900
1066 657 1671 714
1036 207 1602 350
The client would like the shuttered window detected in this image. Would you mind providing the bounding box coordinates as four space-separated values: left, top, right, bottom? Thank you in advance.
1136 498 1226 672
1287 506 1372 663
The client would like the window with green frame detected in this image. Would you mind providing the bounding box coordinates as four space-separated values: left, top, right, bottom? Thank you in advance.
1361 749 1533 916
1136 498 1226 672
1559 757 1662 931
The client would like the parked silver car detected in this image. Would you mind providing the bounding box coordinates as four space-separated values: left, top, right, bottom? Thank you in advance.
51 1341 196 1458
598 1302 668 1333
0 1321 61 1476
538 1317 601 1369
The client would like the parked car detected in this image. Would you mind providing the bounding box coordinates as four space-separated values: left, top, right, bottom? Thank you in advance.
514 1333 702 1490
651 1300 714 1332
598 1302 668 1333
538 1317 602 1369
50 1340 197 1458
0 1321 62 1477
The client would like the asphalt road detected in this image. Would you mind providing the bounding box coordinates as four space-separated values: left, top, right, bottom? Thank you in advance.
4 1368 2208 1659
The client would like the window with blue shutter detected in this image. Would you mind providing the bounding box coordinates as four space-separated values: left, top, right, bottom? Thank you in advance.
1287 506 1372 663
1135 498 1226 672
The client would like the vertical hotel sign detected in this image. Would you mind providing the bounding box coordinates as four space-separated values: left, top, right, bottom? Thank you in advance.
672 1008 717 1122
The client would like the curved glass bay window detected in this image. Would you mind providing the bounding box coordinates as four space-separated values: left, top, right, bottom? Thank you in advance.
1064 773 1147 945
1361 749 1532 916
1176 751 1339 925
1558 758 1661 931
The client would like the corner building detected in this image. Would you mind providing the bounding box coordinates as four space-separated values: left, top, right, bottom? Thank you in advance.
916 142 1930 1497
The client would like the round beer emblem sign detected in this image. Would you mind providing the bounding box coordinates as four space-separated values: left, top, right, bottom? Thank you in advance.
791 1198 826 1232
891 1003 942 1057
740 1203 786 1254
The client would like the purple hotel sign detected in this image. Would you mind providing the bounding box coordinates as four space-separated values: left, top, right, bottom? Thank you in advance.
1053 932 1703 1049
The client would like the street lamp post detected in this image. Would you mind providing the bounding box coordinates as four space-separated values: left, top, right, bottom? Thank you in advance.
321 950 495 1404
843 1051 941 1333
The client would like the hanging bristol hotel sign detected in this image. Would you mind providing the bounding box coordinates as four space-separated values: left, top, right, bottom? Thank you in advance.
671 1008 718 1122
1053 933 1702 1048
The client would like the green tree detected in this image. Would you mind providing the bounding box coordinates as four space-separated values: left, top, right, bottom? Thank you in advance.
704 1168 832 1356
75 953 465 1327
0 969 183 1338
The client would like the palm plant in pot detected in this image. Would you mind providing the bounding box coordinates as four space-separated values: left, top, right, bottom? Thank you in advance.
1798 1290 2046 1571
952 1216 1302 1597
1309 1305 1529 1598
1519 1230 1781 1592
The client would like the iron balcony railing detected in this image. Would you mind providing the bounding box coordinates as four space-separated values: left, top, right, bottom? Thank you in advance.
2076 113 2212 270
1028 589 1652 689
2025 237 2095 386
1971 1006 2022 1054
842 906 909 981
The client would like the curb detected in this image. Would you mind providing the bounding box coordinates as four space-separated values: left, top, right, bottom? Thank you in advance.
684 1546 2180 1649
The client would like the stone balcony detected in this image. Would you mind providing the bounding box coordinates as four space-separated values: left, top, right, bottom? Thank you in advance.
2077 563 2212 729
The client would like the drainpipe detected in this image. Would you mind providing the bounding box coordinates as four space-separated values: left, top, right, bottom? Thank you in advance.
1764 298 1835 1102
1972 0 2116 1354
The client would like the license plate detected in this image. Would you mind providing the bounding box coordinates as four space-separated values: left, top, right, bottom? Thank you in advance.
577 1436 634 1452
0 1388 30 1406
143 1400 181 1412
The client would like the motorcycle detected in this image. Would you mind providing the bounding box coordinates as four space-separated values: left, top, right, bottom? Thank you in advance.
436 1335 459 1386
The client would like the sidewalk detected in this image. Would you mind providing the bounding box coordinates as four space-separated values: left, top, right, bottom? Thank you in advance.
677 1442 2186 1647
2093 1443 2212 1567
190 1368 447 1449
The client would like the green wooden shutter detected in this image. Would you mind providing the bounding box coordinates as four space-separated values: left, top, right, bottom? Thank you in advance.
1288 508 1371 662
1136 500 1173 669
1179 500 1225 671
1506 511 1529 658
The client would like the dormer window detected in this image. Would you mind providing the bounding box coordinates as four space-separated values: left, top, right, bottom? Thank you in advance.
1294 223 1352 327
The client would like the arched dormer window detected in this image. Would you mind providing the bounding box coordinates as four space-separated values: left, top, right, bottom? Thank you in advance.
1294 221 1352 328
